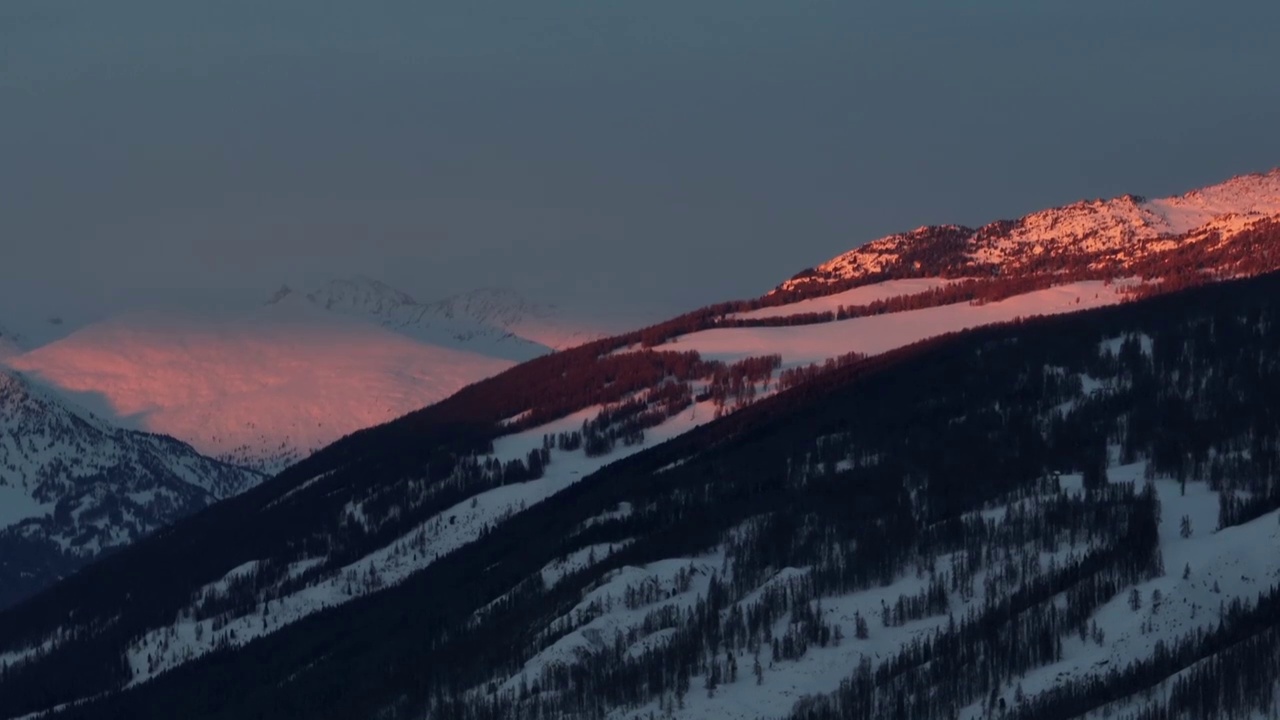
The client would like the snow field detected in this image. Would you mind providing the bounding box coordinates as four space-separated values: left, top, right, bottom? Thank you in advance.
673 280 1132 366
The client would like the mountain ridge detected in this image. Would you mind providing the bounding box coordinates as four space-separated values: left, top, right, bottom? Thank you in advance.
777 167 1280 296
0 368 263 609
278 277 602 354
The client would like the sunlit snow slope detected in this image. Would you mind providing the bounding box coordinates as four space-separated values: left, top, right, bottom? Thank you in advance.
681 280 1131 365
0 280 602 474
779 168 1280 293
5 298 517 474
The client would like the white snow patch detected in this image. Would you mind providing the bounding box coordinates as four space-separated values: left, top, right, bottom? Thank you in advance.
673 280 1131 366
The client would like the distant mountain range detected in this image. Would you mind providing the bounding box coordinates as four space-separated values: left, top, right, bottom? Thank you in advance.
268 279 598 355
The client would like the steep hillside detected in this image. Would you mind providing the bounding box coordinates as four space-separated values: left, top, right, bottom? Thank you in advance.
2 272 1280 720
0 370 262 609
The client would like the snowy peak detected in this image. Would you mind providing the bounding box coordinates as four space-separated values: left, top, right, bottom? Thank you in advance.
271 277 551 333
269 277 608 354
0 367 111 437
0 368 260 504
780 167 1280 295
267 277 557 360
1146 167 1280 233
421 287 553 332
784 224 976 285
418 287 608 351
301 276 418 315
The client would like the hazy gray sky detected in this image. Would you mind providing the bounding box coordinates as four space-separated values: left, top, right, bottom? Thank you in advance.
4 1 1279 326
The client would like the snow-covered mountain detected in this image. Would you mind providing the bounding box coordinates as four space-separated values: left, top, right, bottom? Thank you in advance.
267 279 589 359
419 287 605 351
3 168 1280 719
3 301 518 474
0 368 262 609
2 281 599 474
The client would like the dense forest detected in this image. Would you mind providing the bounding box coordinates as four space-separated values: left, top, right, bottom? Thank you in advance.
1 268 1279 719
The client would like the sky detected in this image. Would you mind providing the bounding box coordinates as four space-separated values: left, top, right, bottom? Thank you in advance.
4 1 1280 329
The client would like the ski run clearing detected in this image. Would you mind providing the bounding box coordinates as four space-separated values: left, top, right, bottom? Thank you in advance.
674 280 1133 366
